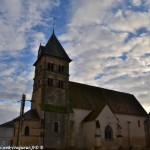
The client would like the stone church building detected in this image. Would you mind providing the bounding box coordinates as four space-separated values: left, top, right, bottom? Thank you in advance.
3 32 150 149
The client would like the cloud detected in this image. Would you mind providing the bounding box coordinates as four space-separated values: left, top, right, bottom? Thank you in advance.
60 0 150 112
0 0 150 124
108 10 150 32
131 0 142 6
0 101 30 124
0 0 60 122
0 0 60 52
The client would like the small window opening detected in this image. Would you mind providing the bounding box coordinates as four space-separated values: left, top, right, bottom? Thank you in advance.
138 120 141 127
58 65 65 73
48 78 53 86
105 125 113 140
58 80 63 88
54 122 59 133
48 63 54 71
24 126 30 136
95 120 100 128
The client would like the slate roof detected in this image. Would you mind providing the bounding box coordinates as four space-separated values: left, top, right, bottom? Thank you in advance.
34 33 71 66
14 109 40 121
83 105 106 122
0 120 14 128
69 81 147 116
44 33 71 61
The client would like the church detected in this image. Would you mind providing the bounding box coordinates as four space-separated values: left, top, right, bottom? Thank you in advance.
2 31 150 150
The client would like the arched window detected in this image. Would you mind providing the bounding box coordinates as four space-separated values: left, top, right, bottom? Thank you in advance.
105 125 113 140
24 126 30 136
58 65 65 73
47 62 54 71
54 122 59 133
48 78 53 86
58 80 63 88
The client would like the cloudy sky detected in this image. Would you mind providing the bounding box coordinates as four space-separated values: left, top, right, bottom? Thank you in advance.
0 0 150 124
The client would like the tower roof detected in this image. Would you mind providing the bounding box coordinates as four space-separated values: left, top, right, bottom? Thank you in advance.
44 33 71 61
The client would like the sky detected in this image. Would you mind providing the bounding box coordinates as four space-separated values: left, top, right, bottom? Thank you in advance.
0 0 150 124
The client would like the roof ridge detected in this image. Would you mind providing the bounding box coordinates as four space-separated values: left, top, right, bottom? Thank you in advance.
83 104 106 122
69 81 133 96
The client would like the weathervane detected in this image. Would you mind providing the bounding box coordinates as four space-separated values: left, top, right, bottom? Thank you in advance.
53 17 56 34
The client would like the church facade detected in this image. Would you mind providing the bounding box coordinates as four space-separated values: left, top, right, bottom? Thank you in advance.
7 32 150 149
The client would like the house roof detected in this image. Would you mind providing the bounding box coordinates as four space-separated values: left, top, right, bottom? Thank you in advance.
14 109 40 121
0 120 14 128
69 81 147 116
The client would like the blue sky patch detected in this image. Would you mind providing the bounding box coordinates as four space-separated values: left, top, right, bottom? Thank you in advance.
124 27 148 43
94 73 105 80
119 53 128 61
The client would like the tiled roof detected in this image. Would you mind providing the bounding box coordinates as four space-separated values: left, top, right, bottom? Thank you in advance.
69 81 147 116
83 105 106 122
0 120 14 128
14 109 40 121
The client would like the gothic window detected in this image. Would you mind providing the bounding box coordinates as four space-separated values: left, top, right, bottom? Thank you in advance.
47 62 54 71
24 126 30 136
105 125 113 140
58 80 64 88
48 78 53 86
54 122 59 133
58 65 65 73
138 120 140 127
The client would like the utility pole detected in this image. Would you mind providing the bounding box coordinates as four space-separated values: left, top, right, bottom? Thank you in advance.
16 94 26 147
16 94 33 147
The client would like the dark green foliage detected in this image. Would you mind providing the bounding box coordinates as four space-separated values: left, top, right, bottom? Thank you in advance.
41 104 67 113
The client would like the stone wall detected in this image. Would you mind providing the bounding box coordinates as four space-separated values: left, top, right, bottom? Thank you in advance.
0 127 13 146
116 114 146 148
13 120 41 146
72 106 147 150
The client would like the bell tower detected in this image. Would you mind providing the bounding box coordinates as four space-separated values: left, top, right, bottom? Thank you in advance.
31 32 72 149
32 32 71 110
